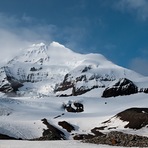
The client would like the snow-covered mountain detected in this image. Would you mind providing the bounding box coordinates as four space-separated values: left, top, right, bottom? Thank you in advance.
0 42 148 147
0 41 147 97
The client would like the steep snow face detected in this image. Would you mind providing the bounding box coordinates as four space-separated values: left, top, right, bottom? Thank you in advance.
8 43 49 65
47 42 83 67
0 41 145 96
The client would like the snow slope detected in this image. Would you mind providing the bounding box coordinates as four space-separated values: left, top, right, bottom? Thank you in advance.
0 92 148 140
0 140 132 148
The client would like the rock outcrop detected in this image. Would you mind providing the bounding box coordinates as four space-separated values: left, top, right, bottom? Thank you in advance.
101 107 148 130
0 67 23 94
0 133 17 140
116 107 148 129
35 118 66 140
58 121 75 132
102 78 138 97
63 101 84 113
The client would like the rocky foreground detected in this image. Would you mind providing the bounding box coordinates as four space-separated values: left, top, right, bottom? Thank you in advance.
84 131 148 147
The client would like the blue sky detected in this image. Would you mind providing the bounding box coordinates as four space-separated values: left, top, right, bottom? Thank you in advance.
0 0 148 76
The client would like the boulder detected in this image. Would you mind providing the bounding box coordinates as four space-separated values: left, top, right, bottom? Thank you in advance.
63 101 84 113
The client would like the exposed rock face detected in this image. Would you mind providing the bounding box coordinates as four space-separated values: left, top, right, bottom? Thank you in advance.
102 78 138 97
144 88 148 93
139 88 148 93
58 121 75 132
73 127 104 140
84 131 148 147
36 118 66 140
0 133 17 140
0 67 23 94
55 73 101 96
91 127 105 136
101 107 148 130
63 101 84 113
116 107 148 129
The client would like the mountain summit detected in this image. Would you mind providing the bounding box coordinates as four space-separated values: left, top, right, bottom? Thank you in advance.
0 41 147 96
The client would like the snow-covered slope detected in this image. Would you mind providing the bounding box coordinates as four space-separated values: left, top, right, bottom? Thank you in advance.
0 41 147 96
0 92 148 140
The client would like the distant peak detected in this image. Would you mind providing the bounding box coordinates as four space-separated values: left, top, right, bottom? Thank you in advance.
50 41 65 48
26 42 48 52
31 42 46 47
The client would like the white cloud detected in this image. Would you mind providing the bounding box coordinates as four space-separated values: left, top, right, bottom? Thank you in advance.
0 13 93 65
0 13 57 65
129 58 148 76
0 29 30 64
115 0 148 20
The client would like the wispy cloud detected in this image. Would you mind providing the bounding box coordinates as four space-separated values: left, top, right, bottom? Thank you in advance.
0 13 57 65
114 0 148 20
54 16 96 52
129 58 148 76
0 12 95 64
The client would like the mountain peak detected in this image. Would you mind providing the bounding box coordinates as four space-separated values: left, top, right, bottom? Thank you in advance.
48 41 74 55
50 41 65 48
31 42 46 47
27 42 48 52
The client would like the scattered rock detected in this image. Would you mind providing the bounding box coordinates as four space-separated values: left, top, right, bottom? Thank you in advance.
91 127 105 136
53 113 64 119
73 134 95 140
84 131 148 147
139 88 148 93
73 127 104 140
92 126 107 130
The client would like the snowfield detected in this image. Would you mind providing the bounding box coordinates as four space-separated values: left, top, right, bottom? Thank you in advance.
0 140 131 148
0 92 148 140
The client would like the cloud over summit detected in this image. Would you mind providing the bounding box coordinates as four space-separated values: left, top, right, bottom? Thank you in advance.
0 13 56 65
